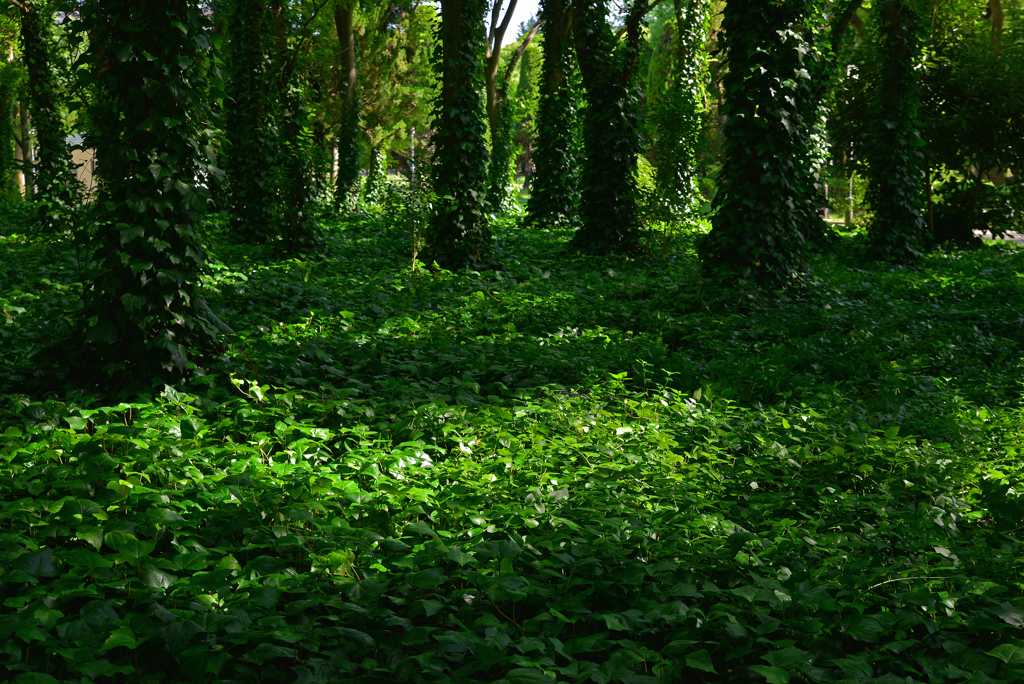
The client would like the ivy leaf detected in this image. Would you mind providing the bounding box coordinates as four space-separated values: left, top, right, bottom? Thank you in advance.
445 545 477 566
987 644 1024 664
12 674 60 684
114 539 156 564
14 549 58 578
75 526 104 551
503 669 556 684
685 650 717 673
753 665 790 684
992 603 1024 627
100 627 138 651
728 531 758 555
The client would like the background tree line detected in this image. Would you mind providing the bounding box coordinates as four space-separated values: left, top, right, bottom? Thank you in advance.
0 0 1019 376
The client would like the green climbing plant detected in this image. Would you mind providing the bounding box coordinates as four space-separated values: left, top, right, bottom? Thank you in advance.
78 0 225 377
20 2 81 231
645 0 709 221
526 0 582 228
422 0 492 270
699 0 820 284
864 0 926 262
569 0 645 253
0 60 22 204
487 90 524 214
363 144 388 204
223 0 278 242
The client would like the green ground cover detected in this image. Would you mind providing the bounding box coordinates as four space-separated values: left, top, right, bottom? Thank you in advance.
2 209 1024 683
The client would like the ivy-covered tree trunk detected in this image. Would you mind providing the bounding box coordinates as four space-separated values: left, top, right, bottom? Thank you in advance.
698 0 817 283
423 0 492 270
20 2 79 230
276 60 319 247
0 63 20 203
81 0 224 376
334 0 361 208
270 0 318 248
223 0 277 242
646 0 708 220
487 90 520 212
864 0 926 262
526 0 580 227
570 0 644 253
363 143 387 203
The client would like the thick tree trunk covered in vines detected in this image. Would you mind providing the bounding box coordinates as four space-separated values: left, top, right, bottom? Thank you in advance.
270 0 318 248
0 65 19 204
570 0 643 253
864 0 926 260
487 90 519 212
526 0 579 226
423 0 492 270
699 0 818 284
334 0 360 207
15 102 31 199
224 0 277 242
81 0 224 377
20 3 79 230
646 0 707 220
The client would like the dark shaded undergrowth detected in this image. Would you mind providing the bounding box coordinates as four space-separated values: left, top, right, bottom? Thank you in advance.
2 207 1024 683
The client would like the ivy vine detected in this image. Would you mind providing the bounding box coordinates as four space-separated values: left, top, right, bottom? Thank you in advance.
78 0 225 377
645 0 709 220
569 0 645 253
864 0 926 263
699 0 819 284
20 3 80 232
488 90 524 214
526 0 582 228
422 0 492 270
223 0 278 243
0 61 23 204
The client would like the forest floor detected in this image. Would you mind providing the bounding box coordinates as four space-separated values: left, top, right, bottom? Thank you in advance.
1 208 1024 683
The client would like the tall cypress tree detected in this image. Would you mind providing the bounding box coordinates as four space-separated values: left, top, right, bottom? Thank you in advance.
81 0 225 376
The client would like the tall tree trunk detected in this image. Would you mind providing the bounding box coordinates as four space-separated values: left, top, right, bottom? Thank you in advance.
81 0 223 377
224 0 277 242
570 0 644 253
334 0 360 206
865 0 926 260
699 0 818 282
423 0 492 269
20 1 79 228
15 102 32 199
525 0 579 226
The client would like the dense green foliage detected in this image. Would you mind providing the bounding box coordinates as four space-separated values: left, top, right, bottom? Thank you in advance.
699 0 821 284
526 0 582 229
918 0 1024 243
77 0 222 376
863 0 927 263
223 0 278 242
488 92 521 214
570 0 644 254
423 0 493 270
645 0 708 220
0 59 21 205
19 3 78 233
4 208 1024 682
